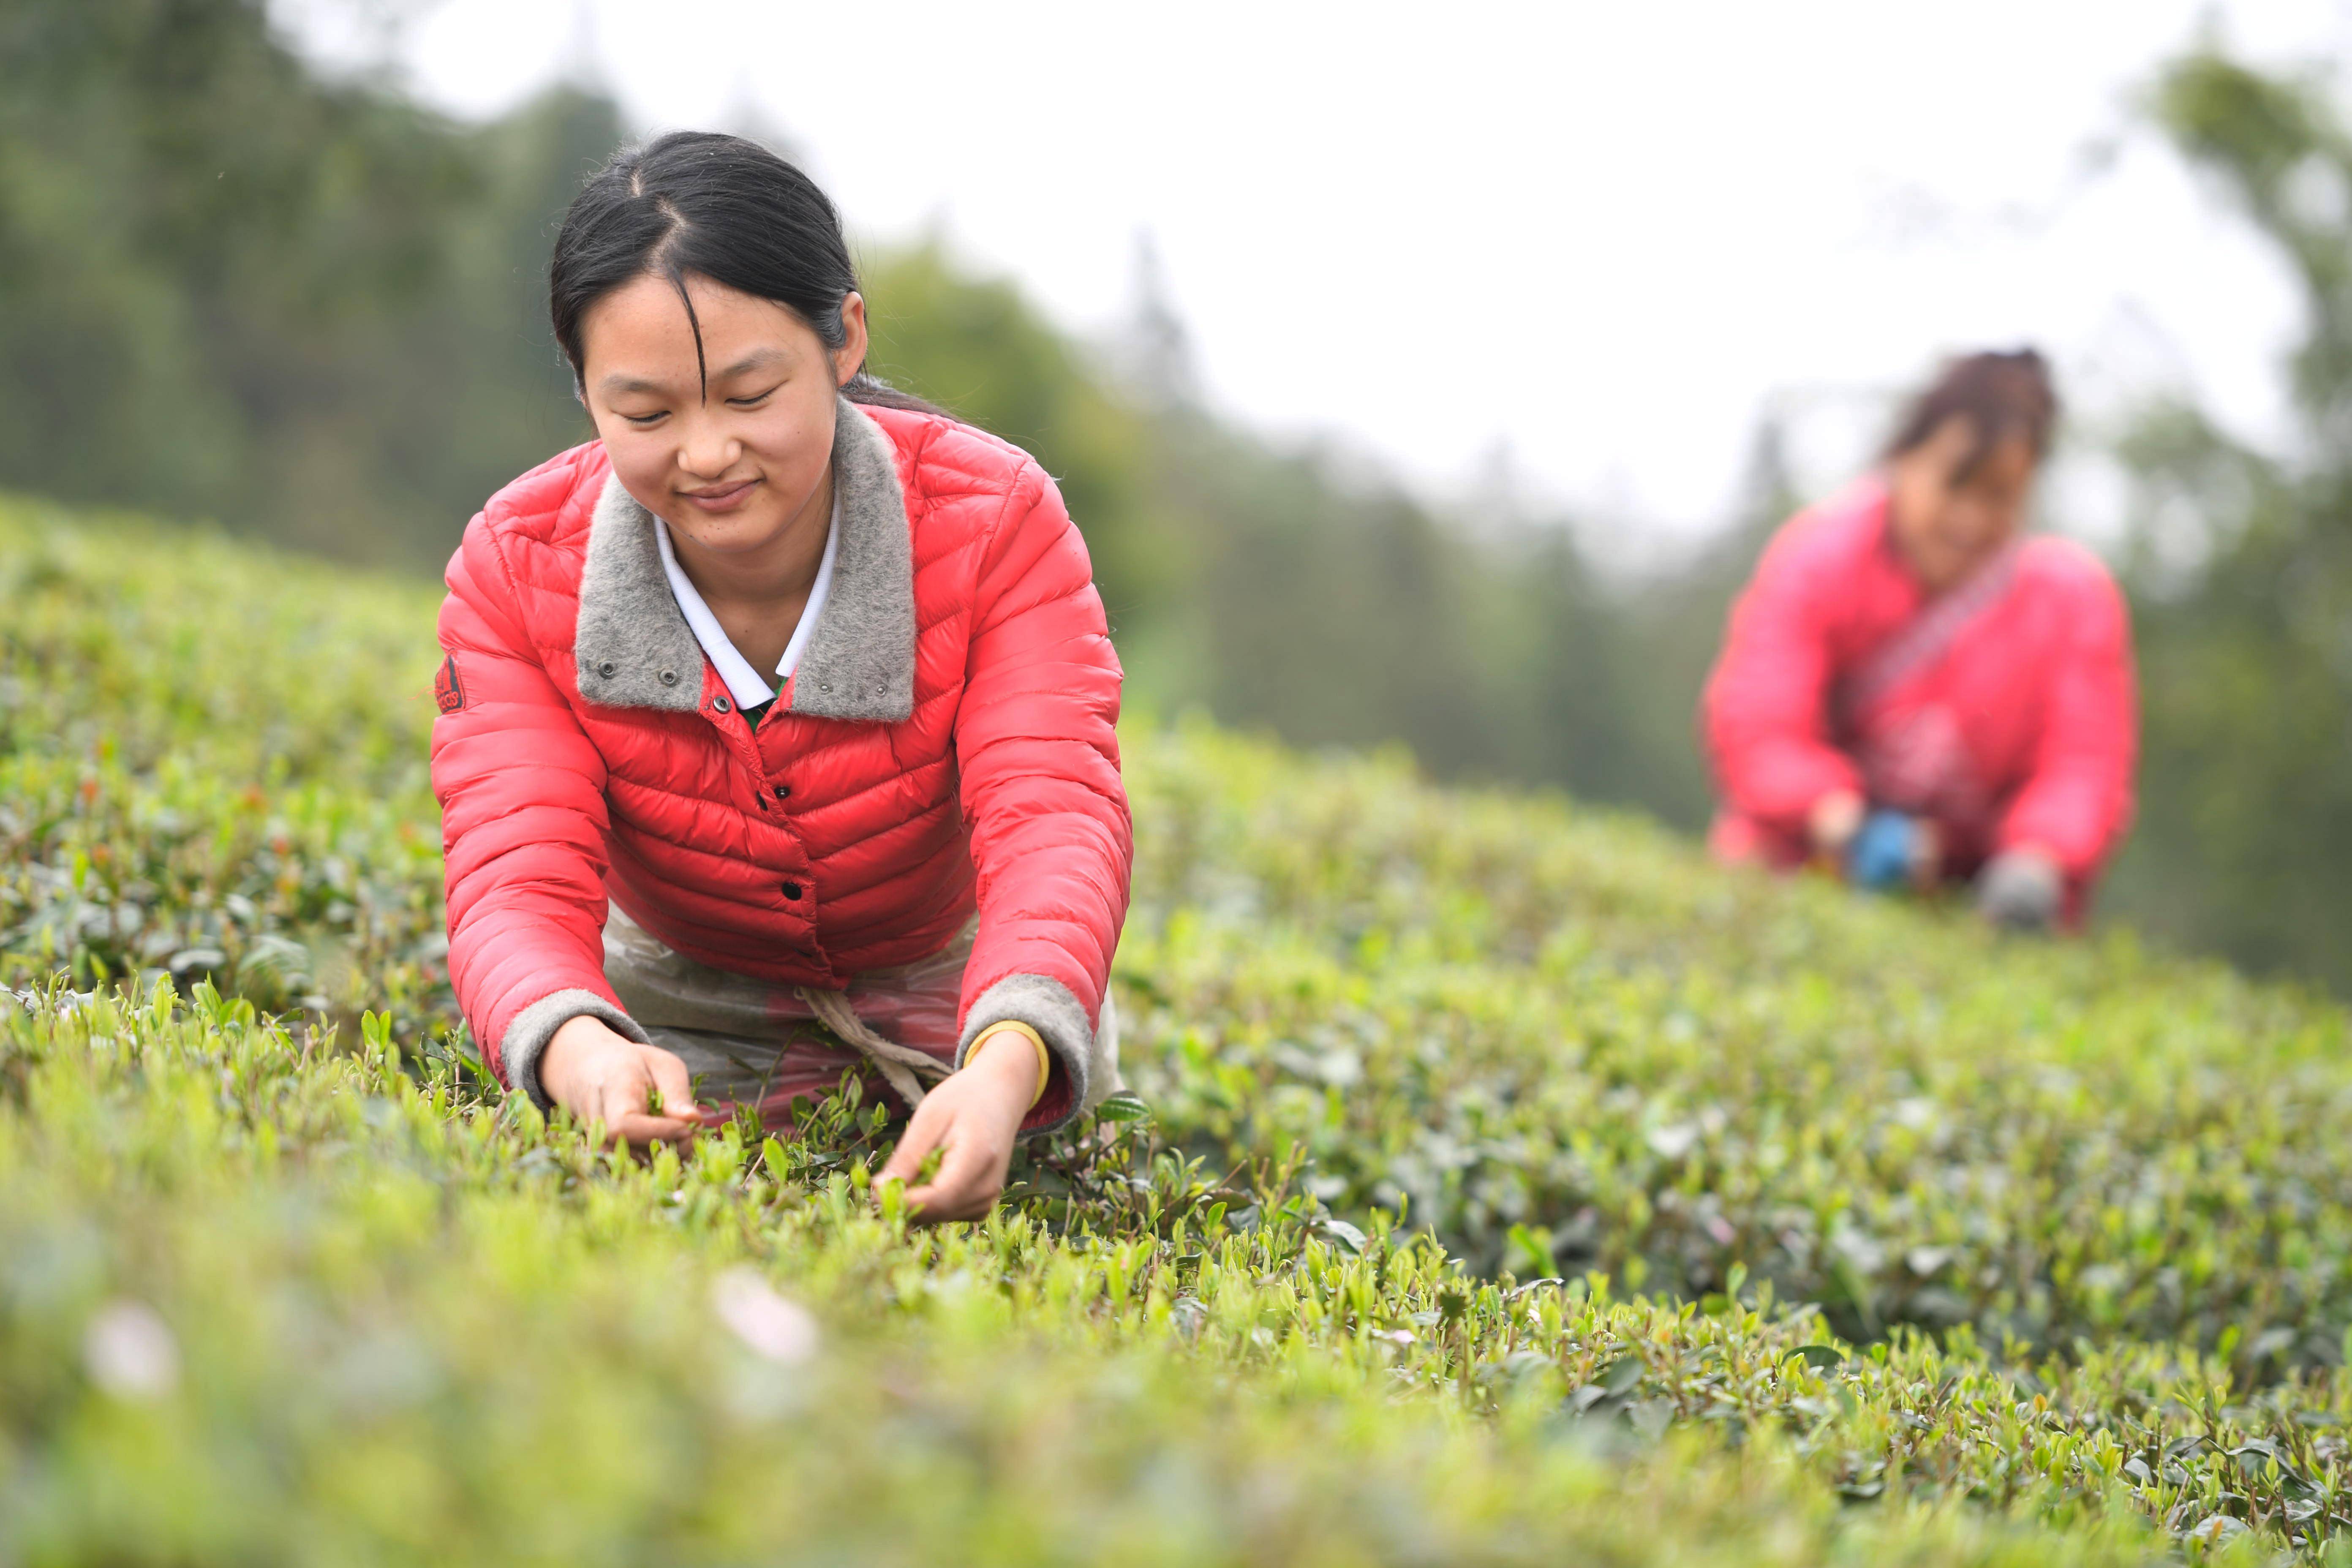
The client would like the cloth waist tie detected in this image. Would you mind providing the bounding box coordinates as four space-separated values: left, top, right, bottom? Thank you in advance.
795 983 952 1109
600 901 975 1126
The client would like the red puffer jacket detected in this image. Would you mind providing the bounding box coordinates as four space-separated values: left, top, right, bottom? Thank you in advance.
1702 477 2136 905
430 398 1130 1129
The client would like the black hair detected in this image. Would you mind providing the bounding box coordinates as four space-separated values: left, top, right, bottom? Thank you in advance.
549 131 936 413
1883 348 2058 482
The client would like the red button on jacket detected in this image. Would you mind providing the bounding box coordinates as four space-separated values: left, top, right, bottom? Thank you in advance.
1702 477 2137 901
430 399 1131 1127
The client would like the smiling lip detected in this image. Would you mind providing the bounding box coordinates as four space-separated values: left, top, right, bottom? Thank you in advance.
680 478 760 512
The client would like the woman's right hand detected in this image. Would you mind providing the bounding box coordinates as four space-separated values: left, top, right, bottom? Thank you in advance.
539 1014 703 1145
1808 789 1865 860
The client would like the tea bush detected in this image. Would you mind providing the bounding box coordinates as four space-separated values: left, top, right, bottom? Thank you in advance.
2 493 2349 1562
1122 732 2352 1358
4 979 2234 1568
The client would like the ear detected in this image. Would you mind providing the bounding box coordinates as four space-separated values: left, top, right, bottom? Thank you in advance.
834 292 869 388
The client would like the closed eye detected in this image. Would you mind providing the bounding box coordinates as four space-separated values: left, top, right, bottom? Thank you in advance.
620 409 670 427
727 383 782 408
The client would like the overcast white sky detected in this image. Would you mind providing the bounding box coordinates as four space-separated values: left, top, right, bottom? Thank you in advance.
289 0 2352 547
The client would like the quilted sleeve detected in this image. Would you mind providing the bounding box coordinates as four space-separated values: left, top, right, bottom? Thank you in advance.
1703 520 1866 834
1997 565 2138 879
431 515 647 1109
951 460 1133 1134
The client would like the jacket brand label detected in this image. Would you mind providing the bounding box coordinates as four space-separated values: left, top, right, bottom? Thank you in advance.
435 653 466 714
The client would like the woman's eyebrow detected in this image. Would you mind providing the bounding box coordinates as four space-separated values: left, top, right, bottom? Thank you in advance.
597 349 784 399
712 348 787 382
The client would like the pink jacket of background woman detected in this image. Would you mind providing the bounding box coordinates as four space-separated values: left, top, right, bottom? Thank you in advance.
1703 477 2137 912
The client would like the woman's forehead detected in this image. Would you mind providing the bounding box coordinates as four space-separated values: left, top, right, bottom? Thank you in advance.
1921 414 2036 482
583 273 812 384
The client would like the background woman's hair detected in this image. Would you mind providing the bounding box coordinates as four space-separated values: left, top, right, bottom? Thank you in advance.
1882 348 2059 480
548 130 938 414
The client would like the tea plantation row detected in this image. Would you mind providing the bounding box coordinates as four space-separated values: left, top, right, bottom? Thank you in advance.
2 494 2349 1563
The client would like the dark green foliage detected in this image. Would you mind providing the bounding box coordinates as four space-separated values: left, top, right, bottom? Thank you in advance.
0 0 610 568
2097 50 2352 992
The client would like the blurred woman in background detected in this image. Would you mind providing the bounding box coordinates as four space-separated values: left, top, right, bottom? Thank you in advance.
1702 350 2136 930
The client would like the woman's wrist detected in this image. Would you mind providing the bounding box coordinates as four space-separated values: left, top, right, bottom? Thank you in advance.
1808 789 1865 855
968 1021 1049 1109
540 1013 622 1109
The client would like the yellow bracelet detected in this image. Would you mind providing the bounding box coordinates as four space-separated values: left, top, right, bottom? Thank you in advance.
970 1021 1051 1110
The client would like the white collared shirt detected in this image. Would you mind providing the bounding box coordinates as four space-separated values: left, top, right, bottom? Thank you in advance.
654 493 840 710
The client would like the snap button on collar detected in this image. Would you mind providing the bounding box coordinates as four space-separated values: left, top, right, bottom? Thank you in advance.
713 696 732 714
596 660 616 678
659 669 678 686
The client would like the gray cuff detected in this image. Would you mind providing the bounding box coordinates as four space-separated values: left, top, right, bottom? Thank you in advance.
958 974 1118 1137
1979 851 2063 931
500 988 651 1112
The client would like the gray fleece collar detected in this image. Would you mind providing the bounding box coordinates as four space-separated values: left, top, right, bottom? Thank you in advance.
572 396 916 723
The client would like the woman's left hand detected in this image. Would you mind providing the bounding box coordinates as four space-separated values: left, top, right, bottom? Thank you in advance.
875 1032 1040 1222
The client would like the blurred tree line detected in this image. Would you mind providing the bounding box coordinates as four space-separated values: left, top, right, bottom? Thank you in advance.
0 0 2344 988
2095 51 2352 991
0 0 614 566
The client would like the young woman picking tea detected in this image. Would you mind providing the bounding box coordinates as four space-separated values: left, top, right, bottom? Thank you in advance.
430 133 1130 1220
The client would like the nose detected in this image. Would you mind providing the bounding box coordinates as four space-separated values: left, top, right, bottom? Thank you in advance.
1947 493 2004 550
676 410 740 479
